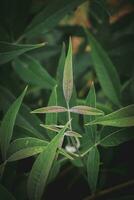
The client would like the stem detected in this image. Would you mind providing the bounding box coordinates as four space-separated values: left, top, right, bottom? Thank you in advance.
66 102 86 167
83 179 134 200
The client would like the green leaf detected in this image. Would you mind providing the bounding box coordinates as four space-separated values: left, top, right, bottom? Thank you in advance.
47 160 60 184
0 41 45 65
84 82 97 142
31 106 67 114
100 127 134 147
27 122 69 200
0 87 27 160
13 55 56 89
25 0 85 37
86 105 134 127
0 184 16 200
56 43 66 84
70 106 104 115
0 86 47 140
87 146 100 193
63 37 73 103
7 137 48 162
85 30 121 106
45 86 58 139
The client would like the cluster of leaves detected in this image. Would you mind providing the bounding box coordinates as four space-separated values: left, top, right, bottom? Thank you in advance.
0 0 134 200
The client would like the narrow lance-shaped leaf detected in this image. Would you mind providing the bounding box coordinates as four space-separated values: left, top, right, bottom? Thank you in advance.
7 137 73 162
7 137 48 162
63 37 73 103
25 0 85 37
13 55 56 89
31 106 67 114
40 124 61 133
81 127 134 157
45 85 58 139
100 127 134 147
27 122 69 200
84 82 97 142
0 41 45 65
0 87 27 160
70 105 104 115
85 29 121 106
87 146 100 193
86 105 134 127
0 86 47 140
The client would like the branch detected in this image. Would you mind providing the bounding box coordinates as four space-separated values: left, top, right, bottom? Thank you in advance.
83 179 134 200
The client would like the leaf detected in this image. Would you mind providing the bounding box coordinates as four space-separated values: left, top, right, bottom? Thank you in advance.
47 160 60 184
100 127 134 147
27 122 69 200
70 106 104 115
84 82 97 142
13 55 56 89
65 130 82 138
45 86 58 139
56 43 66 84
7 137 48 162
87 146 100 193
0 184 16 200
31 106 67 114
86 105 134 127
0 86 47 140
85 30 121 106
0 87 27 160
56 44 79 130
0 41 45 65
25 0 86 37
40 124 61 133
63 37 73 103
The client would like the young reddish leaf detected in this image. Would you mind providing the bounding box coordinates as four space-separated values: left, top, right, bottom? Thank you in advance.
63 37 73 103
65 130 82 138
31 106 67 114
70 106 104 115
40 124 60 133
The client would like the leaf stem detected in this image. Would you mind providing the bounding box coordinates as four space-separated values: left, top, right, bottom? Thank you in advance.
66 102 85 167
83 179 134 200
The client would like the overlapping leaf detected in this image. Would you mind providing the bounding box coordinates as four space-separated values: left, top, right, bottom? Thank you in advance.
45 85 58 139
27 122 69 200
100 127 134 147
13 55 56 89
0 87 27 160
84 83 97 142
25 0 86 37
0 41 45 65
0 86 46 140
7 137 48 162
87 146 100 193
86 105 134 127
86 30 121 106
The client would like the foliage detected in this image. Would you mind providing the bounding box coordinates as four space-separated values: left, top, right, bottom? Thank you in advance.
0 0 134 200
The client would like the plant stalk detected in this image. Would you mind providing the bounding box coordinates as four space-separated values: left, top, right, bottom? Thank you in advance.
83 179 134 200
